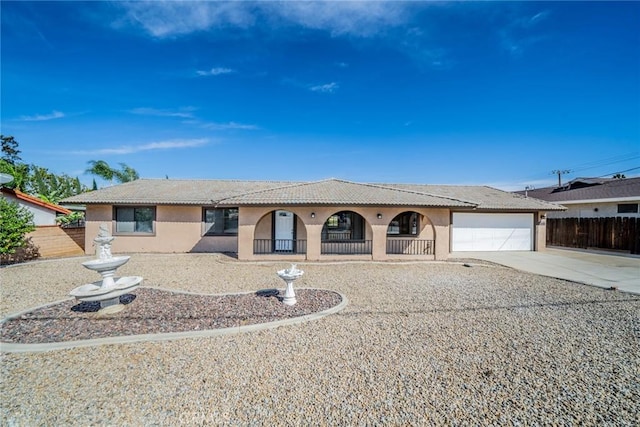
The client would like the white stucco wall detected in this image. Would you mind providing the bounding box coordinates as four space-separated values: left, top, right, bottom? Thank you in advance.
1 193 58 226
547 200 640 219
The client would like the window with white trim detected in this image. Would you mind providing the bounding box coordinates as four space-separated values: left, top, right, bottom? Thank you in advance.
617 203 639 214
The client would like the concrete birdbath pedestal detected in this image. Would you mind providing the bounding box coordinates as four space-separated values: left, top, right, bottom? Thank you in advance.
70 224 142 314
277 264 304 306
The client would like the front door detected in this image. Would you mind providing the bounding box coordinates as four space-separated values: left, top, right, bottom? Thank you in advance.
274 210 295 251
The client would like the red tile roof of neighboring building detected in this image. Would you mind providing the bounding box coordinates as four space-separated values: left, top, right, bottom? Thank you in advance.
1 188 72 215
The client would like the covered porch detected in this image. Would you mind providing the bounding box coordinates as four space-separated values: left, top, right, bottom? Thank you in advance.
238 206 450 261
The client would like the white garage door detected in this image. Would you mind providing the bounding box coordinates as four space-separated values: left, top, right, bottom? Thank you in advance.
452 213 534 251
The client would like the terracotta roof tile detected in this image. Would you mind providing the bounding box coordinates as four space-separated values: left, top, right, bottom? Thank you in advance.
2 188 72 215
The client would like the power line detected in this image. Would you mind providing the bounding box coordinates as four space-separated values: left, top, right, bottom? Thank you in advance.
520 152 639 183
567 152 639 171
595 166 640 178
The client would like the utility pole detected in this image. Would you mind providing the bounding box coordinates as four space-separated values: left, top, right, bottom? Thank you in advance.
551 169 570 187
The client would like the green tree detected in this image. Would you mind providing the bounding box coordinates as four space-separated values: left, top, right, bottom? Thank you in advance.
1 135 22 165
28 165 87 204
113 163 140 183
0 197 36 261
86 160 139 185
0 159 30 191
0 136 89 199
1 135 28 190
85 160 114 182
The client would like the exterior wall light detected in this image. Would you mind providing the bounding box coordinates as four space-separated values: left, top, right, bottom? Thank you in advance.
377 213 382 219
310 212 315 218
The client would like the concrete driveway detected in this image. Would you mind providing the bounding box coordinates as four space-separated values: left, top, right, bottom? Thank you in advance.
452 247 640 295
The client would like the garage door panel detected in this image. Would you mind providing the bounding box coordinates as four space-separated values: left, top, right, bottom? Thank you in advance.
452 213 533 251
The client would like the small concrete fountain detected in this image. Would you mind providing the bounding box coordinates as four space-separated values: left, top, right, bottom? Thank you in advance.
277 264 304 306
70 224 143 314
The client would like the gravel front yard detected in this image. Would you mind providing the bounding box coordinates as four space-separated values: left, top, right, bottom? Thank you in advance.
1 254 639 425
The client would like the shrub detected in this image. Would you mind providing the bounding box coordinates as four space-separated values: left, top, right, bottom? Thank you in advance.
0 197 38 264
55 211 85 227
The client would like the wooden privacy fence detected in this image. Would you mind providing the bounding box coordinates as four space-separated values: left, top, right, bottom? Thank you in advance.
28 225 85 259
547 217 640 254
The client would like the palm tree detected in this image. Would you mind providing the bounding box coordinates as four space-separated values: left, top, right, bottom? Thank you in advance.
113 163 140 183
86 160 139 186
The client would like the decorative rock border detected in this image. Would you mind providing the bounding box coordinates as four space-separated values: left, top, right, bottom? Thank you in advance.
0 287 348 353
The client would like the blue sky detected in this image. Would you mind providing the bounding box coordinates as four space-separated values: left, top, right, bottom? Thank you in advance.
1 1 639 191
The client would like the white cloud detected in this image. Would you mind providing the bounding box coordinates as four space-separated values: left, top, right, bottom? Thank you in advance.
19 110 65 121
129 107 196 118
114 1 255 38
201 121 259 130
310 82 339 93
72 138 209 155
130 109 258 131
196 67 235 77
500 9 551 57
526 11 550 28
264 2 411 37
114 1 416 39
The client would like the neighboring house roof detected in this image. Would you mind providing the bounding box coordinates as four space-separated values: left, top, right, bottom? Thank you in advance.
1 188 71 215
61 178 564 211
515 177 640 204
379 183 563 211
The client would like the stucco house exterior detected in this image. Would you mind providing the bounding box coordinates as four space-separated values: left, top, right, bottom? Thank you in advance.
517 177 640 219
1 188 86 260
62 178 564 261
1 187 71 225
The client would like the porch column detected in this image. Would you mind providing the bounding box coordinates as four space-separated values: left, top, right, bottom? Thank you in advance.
429 209 450 261
371 224 388 261
306 224 323 261
237 223 256 261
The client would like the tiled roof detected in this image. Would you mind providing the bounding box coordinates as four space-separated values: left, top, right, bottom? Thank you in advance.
222 179 474 207
61 179 299 205
1 188 72 215
515 177 640 203
378 183 565 211
61 178 564 211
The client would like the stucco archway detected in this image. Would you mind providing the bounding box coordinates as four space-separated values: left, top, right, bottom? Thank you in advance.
385 210 436 256
252 209 308 255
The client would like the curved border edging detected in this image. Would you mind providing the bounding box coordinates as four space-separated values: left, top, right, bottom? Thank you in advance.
0 288 348 354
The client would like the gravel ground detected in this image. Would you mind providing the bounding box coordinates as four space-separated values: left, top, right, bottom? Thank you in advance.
1 253 639 426
1 287 343 344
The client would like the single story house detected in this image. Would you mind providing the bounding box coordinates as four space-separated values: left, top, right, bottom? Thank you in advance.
1 187 71 226
62 178 564 261
1 188 85 259
516 177 640 219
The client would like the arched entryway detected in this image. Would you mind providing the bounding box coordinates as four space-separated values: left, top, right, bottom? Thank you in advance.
386 211 435 255
321 210 371 254
253 209 307 254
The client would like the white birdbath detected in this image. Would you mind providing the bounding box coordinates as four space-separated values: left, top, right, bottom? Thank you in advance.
70 224 142 314
277 264 304 306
